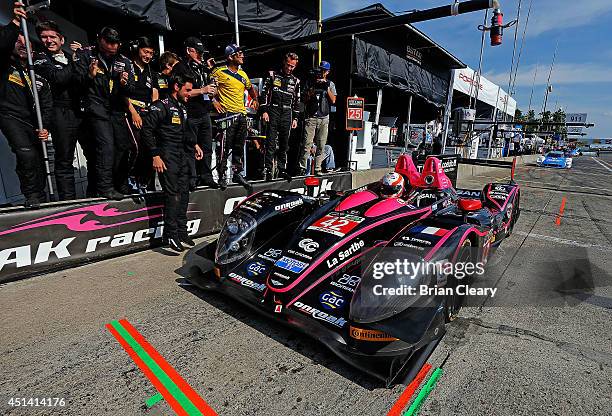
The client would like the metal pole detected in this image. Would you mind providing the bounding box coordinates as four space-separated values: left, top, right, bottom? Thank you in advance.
233 0 240 45
158 34 165 54
406 95 413 152
20 16 54 197
470 9 489 110
503 0 521 117
374 88 383 125
527 63 538 112
488 86 500 158
318 0 322 63
441 69 455 155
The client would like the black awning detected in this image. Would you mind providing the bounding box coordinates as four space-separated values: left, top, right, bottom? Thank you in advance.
76 0 170 30
168 0 317 41
353 37 449 107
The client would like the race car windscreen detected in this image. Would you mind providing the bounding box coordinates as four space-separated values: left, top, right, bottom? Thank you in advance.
350 248 437 323
215 211 258 265
547 152 564 158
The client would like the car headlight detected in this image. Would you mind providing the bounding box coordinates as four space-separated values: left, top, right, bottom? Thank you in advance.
537 156 544 163
349 249 439 323
215 211 257 265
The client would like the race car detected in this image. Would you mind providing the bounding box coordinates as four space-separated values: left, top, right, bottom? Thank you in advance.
536 150 572 168
185 155 520 386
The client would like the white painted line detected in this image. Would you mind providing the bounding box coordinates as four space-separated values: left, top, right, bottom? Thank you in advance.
597 157 612 169
515 231 612 251
591 157 612 172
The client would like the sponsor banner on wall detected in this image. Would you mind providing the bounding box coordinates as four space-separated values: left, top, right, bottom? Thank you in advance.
0 173 352 283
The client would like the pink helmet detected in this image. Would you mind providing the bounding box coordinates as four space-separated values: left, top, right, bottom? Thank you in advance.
380 172 405 199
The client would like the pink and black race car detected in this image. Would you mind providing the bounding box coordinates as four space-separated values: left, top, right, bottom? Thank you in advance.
185 155 520 386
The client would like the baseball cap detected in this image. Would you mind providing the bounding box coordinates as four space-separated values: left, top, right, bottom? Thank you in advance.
319 61 331 70
99 27 121 43
224 43 242 58
184 36 207 54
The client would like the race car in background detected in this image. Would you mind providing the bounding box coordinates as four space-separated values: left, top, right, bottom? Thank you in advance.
185 155 521 386
537 151 572 168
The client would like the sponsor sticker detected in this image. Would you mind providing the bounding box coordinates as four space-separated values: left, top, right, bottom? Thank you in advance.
228 272 266 292
319 290 346 311
349 326 398 342
275 256 308 274
308 215 364 237
329 273 361 293
258 248 282 262
326 240 365 269
293 301 347 328
298 238 319 253
245 261 268 277
275 199 303 211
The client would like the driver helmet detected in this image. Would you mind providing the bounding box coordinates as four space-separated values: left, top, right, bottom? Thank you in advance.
380 172 405 199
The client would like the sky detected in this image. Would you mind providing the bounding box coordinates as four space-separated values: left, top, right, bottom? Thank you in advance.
323 0 611 139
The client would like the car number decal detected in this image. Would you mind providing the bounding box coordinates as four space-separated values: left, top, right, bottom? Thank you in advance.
308 215 364 237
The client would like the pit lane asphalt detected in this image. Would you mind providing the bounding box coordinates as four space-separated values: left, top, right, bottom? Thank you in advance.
1 155 610 415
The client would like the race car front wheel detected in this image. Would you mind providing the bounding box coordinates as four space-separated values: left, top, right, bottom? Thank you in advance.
445 239 472 322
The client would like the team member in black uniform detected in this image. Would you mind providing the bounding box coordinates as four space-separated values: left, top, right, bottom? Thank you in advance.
259 52 300 181
127 36 158 190
0 3 53 208
33 20 83 201
73 27 135 200
157 51 179 100
173 37 218 188
141 74 202 252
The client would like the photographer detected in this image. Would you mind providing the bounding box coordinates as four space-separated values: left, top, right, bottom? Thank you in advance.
173 37 218 189
34 20 83 201
0 2 53 208
298 61 336 175
73 27 135 200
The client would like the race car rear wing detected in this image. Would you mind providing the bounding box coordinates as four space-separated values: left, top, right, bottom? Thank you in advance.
458 156 517 183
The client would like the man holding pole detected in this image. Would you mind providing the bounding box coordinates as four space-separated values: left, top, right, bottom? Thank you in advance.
0 2 53 208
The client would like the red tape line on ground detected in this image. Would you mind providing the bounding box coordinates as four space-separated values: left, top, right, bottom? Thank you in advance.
555 196 567 226
106 323 189 416
386 363 433 416
119 319 218 416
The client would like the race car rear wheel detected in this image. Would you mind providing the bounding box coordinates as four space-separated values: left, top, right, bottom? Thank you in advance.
507 191 520 236
445 239 472 322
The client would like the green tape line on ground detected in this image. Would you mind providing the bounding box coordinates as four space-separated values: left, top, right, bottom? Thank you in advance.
110 320 203 416
403 367 443 416
146 393 164 408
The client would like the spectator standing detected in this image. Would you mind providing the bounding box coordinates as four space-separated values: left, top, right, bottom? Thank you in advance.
141 74 202 252
73 27 135 200
0 3 53 208
173 37 218 188
259 52 300 181
157 51 179 100
211 44 259 191
127 36 158 190
299 61 336 175
34 20 83 201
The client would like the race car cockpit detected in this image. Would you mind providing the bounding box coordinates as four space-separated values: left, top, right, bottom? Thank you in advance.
405 156 456 208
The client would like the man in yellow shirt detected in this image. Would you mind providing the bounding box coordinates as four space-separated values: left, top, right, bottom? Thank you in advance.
211 44 258 191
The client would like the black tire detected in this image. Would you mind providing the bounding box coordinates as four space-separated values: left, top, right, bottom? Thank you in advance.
444 239 472 322
507 191 520 236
